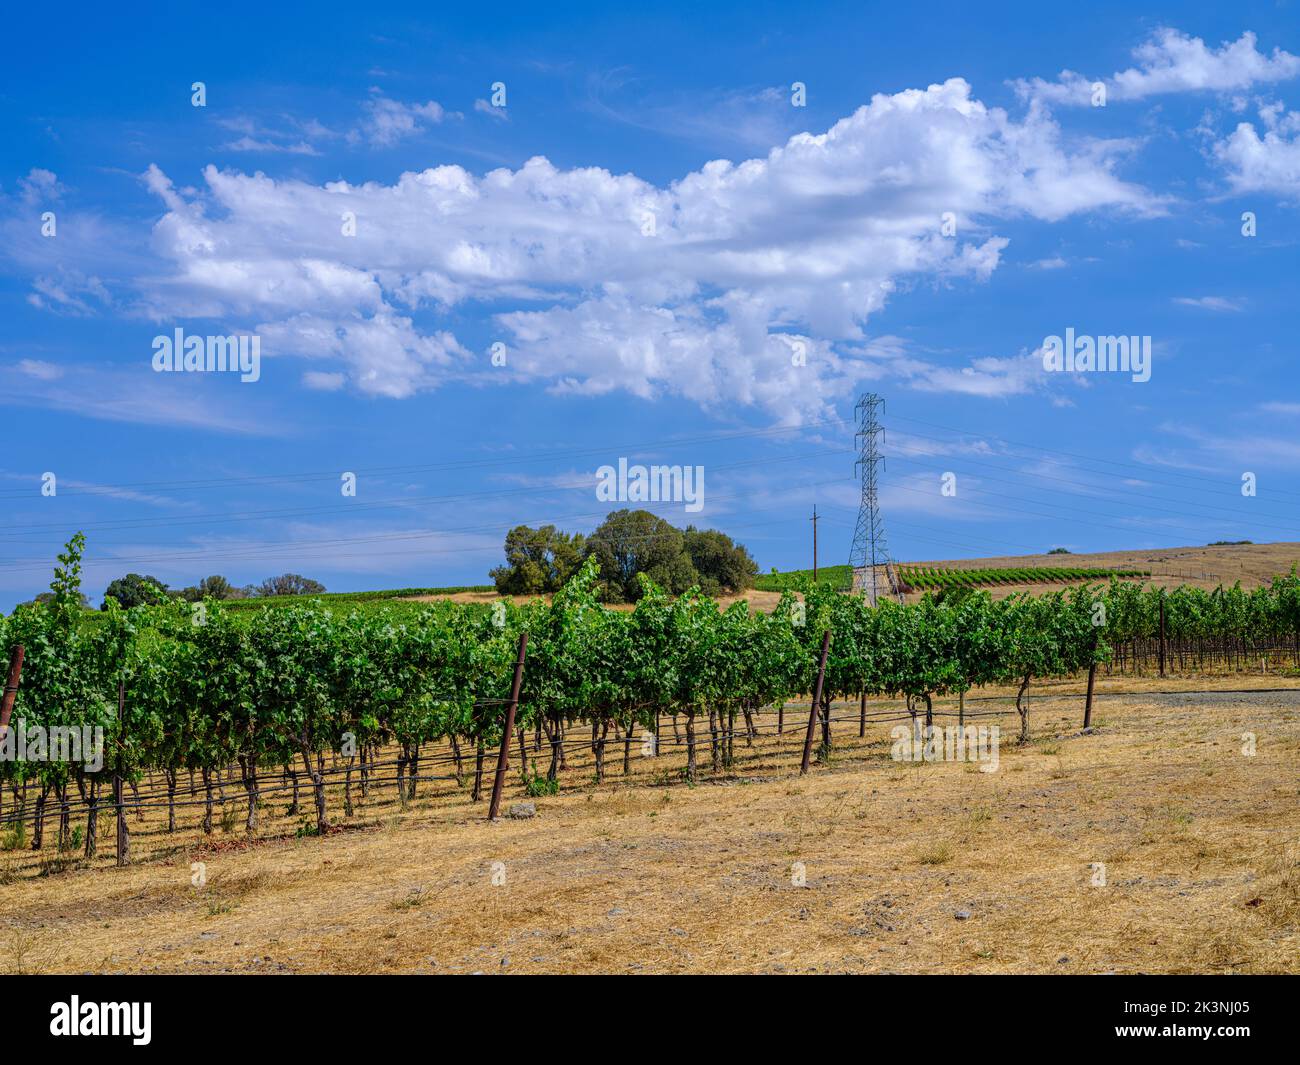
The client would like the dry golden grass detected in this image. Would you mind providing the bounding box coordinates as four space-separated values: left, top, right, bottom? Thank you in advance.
410 542 1300 613
406 588 789 613
1 679 1297 974
901 541 1300 602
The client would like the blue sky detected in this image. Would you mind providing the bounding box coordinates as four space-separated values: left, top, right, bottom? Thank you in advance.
1 1 1298 609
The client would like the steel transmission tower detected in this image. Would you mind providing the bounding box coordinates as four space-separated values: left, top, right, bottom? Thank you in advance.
848 393 894 605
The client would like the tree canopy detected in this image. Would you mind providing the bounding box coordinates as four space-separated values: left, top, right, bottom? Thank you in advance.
491 510 757 602
102 573 170 609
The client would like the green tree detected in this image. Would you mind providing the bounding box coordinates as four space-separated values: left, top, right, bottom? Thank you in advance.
489 524 586 595
102 573 170 609
178 575 237 602
683 526 758 595
256 574 326 597
585 509 698 603
18 590 90 609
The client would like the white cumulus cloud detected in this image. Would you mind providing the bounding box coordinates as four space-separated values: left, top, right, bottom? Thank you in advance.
1014 29 1300 107
41 78 1162 419
1213 104 1300 196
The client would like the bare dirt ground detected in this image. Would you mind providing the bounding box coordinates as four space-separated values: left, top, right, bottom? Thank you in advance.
2 674 1296 975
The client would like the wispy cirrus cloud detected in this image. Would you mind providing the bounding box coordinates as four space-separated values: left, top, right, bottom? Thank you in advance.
584 74 802 151
26 273 111 315
474 98 508 122
216 114 327 155
1156 421 1300 470
354 91 455 146
1172 295 1245 312
0 358 291 435
0 469 193 509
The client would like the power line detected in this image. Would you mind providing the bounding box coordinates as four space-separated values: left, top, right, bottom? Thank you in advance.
889 427 1300 524
885 480 1253 545
0 477 854 576
886 457 1300 540
886 413 1300 504
0 414 854 504
0 446 856 543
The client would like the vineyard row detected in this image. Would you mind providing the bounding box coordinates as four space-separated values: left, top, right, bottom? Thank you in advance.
1 539 1298 860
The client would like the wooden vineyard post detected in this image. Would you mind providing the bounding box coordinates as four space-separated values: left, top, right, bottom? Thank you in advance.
0 644 18 837
800 631 832 775
488 632 529 821
859 690 866 738
1083 630 1099 729
115 677 129 866
1158 593 1166 678
0 644 23 835
0 644 24 740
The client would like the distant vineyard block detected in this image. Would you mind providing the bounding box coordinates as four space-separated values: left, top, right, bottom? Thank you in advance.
896 566 1150 592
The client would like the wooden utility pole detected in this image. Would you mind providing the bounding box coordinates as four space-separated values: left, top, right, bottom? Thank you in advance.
811 506 819 581
488 633 529 820
800 631 832 775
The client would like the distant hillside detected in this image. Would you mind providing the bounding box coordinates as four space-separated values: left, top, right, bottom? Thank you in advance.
899 542 1300 594
753 565 853 592
756 542 1300 603
220 585 493 611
